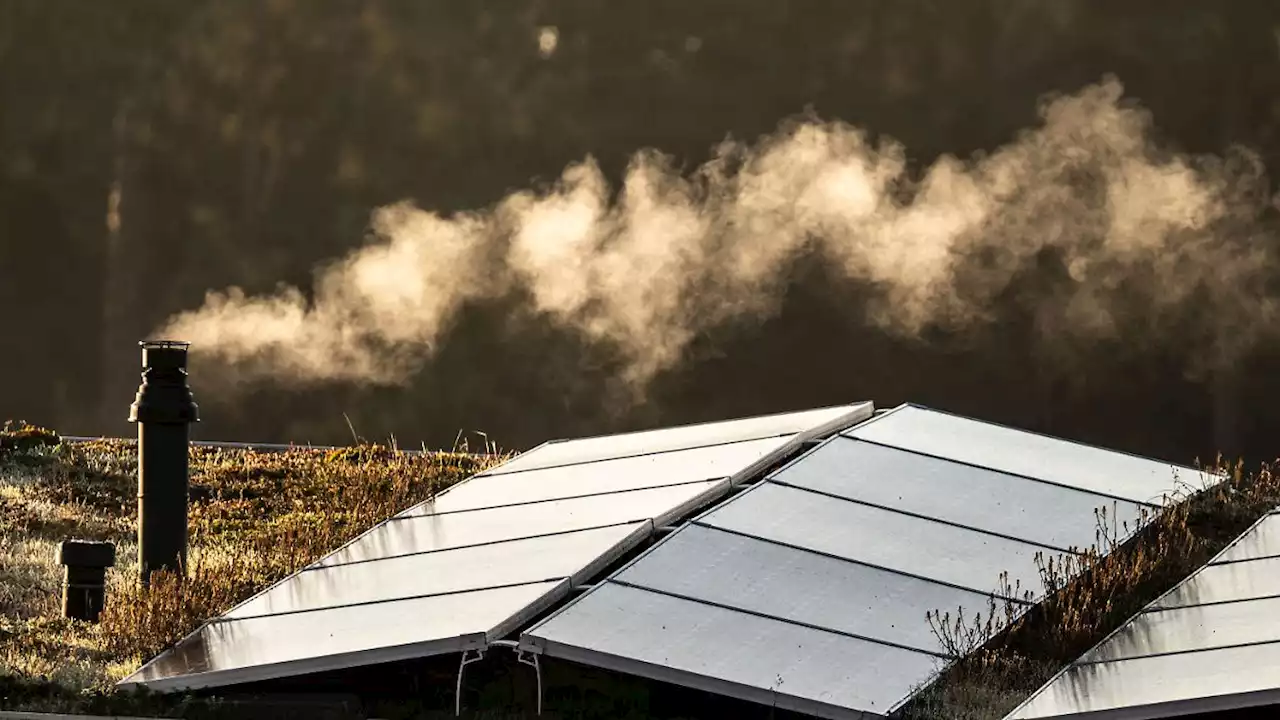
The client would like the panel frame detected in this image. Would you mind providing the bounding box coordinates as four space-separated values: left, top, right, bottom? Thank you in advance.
856 403 1212 482
118 578 567 694
481 402 875 477
845 403 1220 507
527 633 878 720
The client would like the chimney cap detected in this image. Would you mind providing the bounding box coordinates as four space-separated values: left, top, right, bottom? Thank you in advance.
139 340 192 373
58 539 117 568
139 340 190 350
131 339 199 422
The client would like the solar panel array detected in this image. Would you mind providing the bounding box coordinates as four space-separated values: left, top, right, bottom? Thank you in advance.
117 402 874 692
1007 508 1280 719
521 404 1215 719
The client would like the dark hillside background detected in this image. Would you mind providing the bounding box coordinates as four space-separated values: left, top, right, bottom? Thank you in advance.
3 0 1279 466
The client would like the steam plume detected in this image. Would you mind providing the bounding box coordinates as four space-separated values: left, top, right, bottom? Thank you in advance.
158 77 1278 395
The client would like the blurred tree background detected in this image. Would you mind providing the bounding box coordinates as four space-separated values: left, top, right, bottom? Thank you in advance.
2 0 1280 465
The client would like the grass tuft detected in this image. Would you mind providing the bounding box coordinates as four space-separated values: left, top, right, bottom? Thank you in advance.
0 423 504 714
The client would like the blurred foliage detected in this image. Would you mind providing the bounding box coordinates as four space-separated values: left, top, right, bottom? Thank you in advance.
0 422 60 453
2 0 1280 463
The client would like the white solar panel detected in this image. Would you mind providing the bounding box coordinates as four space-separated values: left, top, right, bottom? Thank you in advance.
522 405 1213 719
611 523 1003 654
226 523 648 619
485 404 869 475
1075 596 1280 664
123 579 567 692
845 405 1212 506
773 437 1152 553
319 480 725 567
404 436 794 514
1149 556 1280 609
119 402 875 692
523 582 943 719
1006 643 1280 719
700 482 1049 598
1007 509 1280 719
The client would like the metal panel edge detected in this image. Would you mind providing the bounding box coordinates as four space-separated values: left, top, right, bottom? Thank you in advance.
524 430 835 629
117 632 487 693
568 520 657 587
526 637 879 720
480 403 872 480
116 604 245 690
793 401 876 443
483 521 657 643
832 434 1165 514
485 579 574 644
521 536 701 640
651 478 734 528
1000 510 1280 720
836 402 910 434
502 408 875 657
507 402 875 448
471 440 557 475
754 431 847 490
900 403 1223 488
1005 686 1280 720
519 479 765 639
721 402 874 491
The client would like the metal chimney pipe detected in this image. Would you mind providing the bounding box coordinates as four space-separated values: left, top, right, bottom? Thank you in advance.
128 340 199 586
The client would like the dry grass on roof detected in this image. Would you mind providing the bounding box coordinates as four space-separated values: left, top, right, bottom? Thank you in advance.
897 457 1280 720
0 421 503 715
